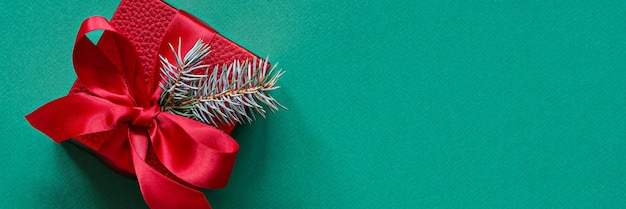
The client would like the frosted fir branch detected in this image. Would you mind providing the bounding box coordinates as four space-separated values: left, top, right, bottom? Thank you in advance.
158 39 286 127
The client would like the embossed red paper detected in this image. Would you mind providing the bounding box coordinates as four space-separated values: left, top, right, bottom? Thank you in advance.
26 0 270 208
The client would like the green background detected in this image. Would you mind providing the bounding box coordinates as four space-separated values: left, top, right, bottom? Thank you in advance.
2 0 626 208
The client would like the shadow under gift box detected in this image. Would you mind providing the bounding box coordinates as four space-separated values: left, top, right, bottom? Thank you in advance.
67 0 265 180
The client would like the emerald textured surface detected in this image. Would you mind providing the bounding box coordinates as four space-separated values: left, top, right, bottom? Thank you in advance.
2 0 626 208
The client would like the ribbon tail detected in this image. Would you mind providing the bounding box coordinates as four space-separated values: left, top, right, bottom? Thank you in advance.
98 124 135 176
128 126 212 209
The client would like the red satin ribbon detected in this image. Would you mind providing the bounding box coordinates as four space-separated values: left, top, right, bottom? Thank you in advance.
26 13 238 209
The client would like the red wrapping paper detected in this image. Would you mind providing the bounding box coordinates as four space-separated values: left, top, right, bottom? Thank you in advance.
70 0 261 154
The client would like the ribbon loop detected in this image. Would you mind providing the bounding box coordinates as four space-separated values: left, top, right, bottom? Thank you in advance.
152 113 238 189
73 16 136 106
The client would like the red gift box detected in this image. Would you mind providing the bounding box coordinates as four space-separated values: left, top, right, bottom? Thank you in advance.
70 0 262 154
27 0 268 208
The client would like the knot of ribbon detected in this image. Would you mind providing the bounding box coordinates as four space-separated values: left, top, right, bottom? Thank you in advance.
26 13 238 209
132 106 160 127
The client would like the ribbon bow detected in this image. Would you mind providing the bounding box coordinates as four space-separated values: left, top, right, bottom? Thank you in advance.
26 14 238 209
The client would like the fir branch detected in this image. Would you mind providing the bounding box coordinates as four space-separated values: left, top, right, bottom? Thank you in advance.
158 39 286 127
